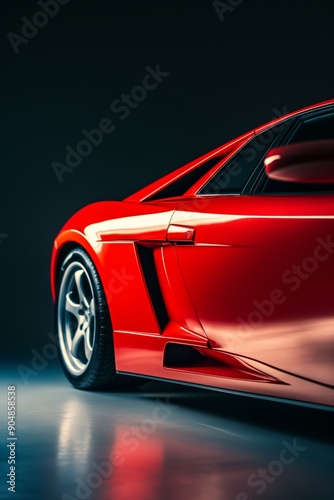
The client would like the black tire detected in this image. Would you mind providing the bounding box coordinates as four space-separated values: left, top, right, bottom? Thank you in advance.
56 246 140 390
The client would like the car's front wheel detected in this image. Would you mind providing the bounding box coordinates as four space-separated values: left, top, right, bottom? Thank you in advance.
56 247 131 390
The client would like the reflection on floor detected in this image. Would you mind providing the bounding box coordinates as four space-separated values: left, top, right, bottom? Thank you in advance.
0 368 333 500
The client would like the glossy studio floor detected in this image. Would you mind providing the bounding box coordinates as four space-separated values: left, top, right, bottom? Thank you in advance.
0 365 333 500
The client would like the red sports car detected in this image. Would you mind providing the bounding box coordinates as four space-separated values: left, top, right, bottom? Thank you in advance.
51 99 334 408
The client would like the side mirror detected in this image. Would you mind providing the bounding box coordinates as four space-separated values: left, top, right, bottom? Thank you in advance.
264 140 334 183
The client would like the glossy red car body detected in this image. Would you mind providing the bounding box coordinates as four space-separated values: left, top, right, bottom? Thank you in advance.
51 99 334 408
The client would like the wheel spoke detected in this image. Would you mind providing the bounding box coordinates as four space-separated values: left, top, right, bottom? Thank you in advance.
65 292 80 318
74 270 90 308
71 326 85 358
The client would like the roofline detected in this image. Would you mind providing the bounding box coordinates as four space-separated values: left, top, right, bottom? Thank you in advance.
255 98 334 134
125 98 334 203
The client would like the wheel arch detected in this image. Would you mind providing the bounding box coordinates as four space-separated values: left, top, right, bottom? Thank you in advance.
51 230 106 302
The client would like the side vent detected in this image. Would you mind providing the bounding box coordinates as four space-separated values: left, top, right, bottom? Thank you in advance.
164 343 205 367
136 244 169 332
163 342 283 383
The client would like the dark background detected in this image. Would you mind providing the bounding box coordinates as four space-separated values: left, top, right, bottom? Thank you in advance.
1 0 334 365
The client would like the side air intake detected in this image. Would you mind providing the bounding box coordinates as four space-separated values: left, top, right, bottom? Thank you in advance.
136 244 169 332
164 343 205 367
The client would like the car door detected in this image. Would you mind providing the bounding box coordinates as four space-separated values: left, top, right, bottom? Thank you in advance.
168 111 334 386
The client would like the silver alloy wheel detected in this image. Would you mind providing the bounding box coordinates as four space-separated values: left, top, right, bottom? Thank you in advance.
58 261 96 376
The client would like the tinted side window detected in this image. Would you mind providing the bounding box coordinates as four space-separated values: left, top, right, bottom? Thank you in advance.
262 111 334 194
146 156 224 201
199 123 287 195
289 112 334 143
